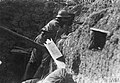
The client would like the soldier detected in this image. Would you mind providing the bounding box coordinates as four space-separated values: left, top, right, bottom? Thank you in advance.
23 9 75 82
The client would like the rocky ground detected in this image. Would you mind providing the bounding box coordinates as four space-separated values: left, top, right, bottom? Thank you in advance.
63 0 120 83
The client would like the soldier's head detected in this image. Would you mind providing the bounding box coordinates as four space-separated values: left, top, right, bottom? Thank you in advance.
56 9 75 26
56 10 71 22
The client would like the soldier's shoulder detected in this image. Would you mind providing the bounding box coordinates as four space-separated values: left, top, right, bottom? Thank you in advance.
48 19 59 25
43 19 60 31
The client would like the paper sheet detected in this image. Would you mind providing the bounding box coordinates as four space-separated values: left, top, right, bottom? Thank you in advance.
44 39 66 68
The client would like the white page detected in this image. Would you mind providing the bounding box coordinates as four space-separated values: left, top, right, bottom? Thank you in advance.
44 39 66 68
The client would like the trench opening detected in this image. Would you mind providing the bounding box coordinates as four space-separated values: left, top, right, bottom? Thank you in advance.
88 28 109 51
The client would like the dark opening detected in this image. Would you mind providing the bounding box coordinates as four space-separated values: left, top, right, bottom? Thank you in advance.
72 56 81 75
88 28 109 51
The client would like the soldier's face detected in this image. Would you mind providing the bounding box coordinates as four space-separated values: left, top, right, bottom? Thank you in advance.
62 18 73 26
61 17 70 22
